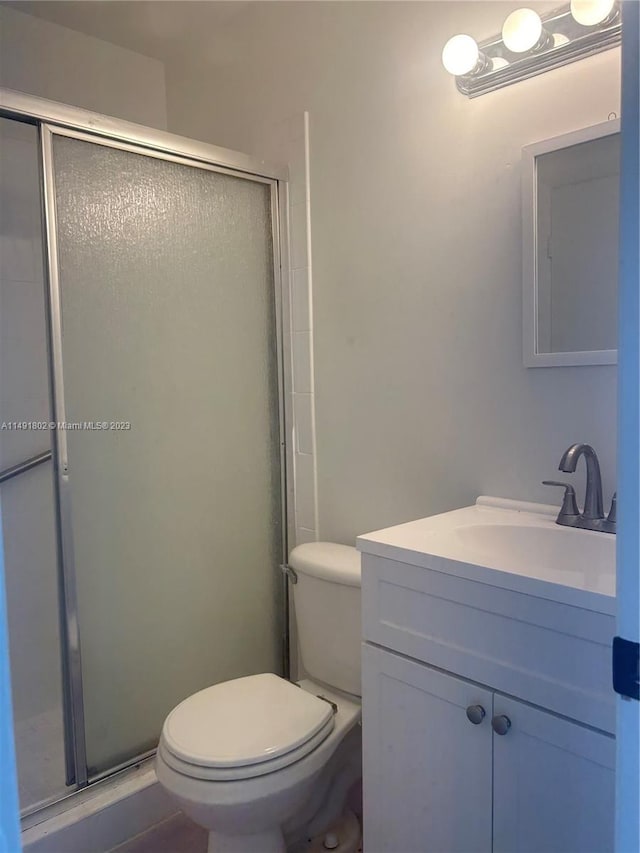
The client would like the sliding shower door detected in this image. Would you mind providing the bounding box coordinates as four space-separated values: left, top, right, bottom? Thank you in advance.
43 128 284 779
0 117 72 810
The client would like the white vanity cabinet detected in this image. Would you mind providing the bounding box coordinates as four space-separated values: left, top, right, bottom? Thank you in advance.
491 693 614 853
362 644 614 853
358 500 617 853
362 644 493 853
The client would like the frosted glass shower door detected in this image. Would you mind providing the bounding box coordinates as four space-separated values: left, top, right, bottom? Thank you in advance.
0 118 71 809
46 130 284 776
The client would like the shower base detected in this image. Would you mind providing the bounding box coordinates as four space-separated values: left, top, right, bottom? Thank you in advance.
14 705 71 812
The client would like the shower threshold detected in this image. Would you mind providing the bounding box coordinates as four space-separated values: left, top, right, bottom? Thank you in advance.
21 756 176 853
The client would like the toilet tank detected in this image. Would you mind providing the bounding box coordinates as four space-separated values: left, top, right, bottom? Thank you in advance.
289 542 361 697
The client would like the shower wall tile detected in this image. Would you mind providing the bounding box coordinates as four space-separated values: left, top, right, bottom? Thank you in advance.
292 331 312 394
289 202 308 270
293 393 313 455
294 527 317 547
293 451 316 531
288 147 307 207
249 112 318 551
292 267 311 332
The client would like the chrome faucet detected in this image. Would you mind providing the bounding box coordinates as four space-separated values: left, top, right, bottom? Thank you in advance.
559 443 603 519
543 443 616 534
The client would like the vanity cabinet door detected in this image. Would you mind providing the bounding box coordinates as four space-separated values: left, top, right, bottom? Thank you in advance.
362 644 493 853
492 695 615 853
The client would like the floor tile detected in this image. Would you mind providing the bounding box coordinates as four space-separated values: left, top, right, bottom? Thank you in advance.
110 813 208 853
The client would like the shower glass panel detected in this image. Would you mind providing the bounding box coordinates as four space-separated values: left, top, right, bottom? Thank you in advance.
0 117 71 809
48 131 283 776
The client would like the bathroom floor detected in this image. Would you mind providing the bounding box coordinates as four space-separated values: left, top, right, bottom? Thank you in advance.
110 811 364 853
110 813 208 853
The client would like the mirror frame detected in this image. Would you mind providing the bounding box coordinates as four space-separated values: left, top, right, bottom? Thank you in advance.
522 118 620 368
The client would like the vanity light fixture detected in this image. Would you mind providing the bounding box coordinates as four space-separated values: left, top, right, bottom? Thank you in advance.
441 34 484 76
442 1 620 98
502 9 550 53
570 0 617 26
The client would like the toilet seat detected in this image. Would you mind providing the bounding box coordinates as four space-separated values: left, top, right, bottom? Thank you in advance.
160 673 336 781
159 715 336 781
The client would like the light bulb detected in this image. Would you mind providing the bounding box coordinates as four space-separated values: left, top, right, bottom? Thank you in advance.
570 0 615 26
502 8 543 53
442 34 480 76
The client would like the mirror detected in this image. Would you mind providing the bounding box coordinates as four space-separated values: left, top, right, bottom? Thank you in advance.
522 120 620 367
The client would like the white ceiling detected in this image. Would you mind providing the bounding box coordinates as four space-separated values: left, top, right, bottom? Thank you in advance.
2 1 253 64
4 1 567 69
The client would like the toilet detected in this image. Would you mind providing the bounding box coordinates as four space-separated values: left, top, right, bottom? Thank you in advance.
155 542 362 853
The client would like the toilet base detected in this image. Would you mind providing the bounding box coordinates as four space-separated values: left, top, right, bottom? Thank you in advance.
288 809 361 853
208 827 285 853
156 680 361 853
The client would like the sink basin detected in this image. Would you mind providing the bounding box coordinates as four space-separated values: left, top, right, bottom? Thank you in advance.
357 496 616 609
429 521 614 593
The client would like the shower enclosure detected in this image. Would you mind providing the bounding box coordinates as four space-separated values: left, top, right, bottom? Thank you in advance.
0 89 289 815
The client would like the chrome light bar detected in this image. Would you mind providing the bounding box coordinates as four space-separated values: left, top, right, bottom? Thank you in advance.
451 4 621 98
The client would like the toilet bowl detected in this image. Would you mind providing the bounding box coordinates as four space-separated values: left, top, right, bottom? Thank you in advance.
156 676 361 852
155 543 362 853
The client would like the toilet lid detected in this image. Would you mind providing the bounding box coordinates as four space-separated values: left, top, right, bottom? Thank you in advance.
162 673 335 769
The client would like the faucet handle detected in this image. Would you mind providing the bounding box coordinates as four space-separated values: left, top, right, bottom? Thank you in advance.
542 481 580 517
607 492 617 524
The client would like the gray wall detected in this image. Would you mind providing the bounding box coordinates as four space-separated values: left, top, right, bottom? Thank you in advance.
1 2 619 548
165 1 619 544
0 5 167 129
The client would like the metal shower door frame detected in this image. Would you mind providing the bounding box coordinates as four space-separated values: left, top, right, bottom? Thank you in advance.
0 88 291 795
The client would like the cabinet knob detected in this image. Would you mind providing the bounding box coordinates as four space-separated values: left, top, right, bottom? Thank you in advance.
466 704 486 725
491 714 511 736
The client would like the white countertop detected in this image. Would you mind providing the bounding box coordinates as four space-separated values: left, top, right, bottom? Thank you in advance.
357 496 616 615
